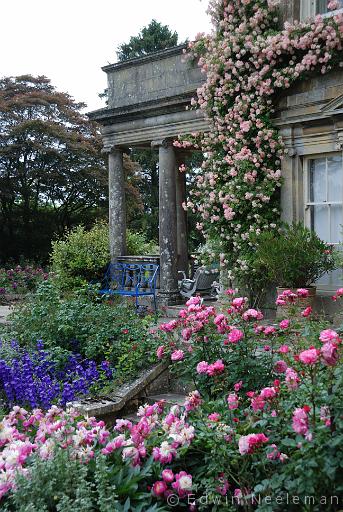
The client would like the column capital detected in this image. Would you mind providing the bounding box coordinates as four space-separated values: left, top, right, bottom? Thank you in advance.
101 145 129 155
151 138 174 149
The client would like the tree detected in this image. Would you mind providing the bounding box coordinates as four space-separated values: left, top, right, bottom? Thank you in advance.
0 75 142 263
116 19 179 61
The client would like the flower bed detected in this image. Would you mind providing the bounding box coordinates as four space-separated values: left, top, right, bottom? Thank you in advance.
0 290 342 510
0 265 49 300
0 341 114 410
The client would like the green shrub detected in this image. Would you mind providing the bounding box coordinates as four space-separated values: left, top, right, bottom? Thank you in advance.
251 223 336 288
50 222 158 290
5 281 158 380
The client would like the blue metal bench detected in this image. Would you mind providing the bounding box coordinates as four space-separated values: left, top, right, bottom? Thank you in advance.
98 263 159 310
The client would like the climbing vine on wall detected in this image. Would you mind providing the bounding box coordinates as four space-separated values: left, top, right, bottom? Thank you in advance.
176 0 343 281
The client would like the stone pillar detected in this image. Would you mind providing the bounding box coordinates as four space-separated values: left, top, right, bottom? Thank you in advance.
108 147 126 261
153 139 180 305
175 155 189 276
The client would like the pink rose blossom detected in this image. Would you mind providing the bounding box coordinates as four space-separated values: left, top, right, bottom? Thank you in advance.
156 346 165 359
227 393 239 410
301 306 312 318
321 342 339 366
238 433 269 455
292 407 309 436
279 319 290 329
172 471 193 497
274 360 287 373
208 412 221 422
162 469 175 483
171 350 184 362
152 480 168 496
227 328 244 343
196 361 209 374
319 329 339 343
298 348 319 365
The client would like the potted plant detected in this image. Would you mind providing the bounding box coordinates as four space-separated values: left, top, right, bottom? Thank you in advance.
252 223 337 314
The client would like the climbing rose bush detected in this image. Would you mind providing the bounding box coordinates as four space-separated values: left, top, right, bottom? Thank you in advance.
178 0 343 278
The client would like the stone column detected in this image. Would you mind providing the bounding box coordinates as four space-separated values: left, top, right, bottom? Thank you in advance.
175 154 189 277
153 139 180 305
108 147 126 261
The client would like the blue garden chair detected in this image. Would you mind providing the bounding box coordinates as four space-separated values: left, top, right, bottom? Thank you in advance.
98 263 159 311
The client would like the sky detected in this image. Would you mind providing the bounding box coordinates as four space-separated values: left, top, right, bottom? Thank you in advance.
1 0 211 112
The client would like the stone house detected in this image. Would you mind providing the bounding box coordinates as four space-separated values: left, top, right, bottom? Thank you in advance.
89 0 343 313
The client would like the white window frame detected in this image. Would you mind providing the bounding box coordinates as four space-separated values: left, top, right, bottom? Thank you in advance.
303 152 343 292
300 0 343 21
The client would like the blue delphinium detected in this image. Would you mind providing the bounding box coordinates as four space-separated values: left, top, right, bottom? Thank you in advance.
0 341 115 409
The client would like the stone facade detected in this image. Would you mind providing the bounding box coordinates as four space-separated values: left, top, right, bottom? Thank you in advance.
89 1 343 313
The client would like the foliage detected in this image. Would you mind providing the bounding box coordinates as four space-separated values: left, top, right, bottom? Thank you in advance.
0 264 49 298
0 75 107 263
0 290 342 510
117 19 179 61
180 0 343 280
5 281 157 380
0 340 113 410
50 222 158 290
250 223 337 288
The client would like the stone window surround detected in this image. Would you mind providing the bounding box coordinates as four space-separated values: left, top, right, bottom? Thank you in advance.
281 127 343 294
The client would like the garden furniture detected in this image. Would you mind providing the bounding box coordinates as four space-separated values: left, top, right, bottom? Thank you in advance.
178 266 220 299
97 263 159 310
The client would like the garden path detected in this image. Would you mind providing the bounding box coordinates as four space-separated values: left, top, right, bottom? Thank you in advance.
0 306 11 324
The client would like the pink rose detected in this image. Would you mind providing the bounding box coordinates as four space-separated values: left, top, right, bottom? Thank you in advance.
285 367 300 390
299 348 319 365
207 359 225 376
292 407 309 436
171 350 184 362
301 306 312 318
319 329 339 343
238 433 269 455
279 319 290 329
297 288 309 297
274 360 287 373
196 361 209 374
208 412 221 422
156 346 165 359
227 392 239 410
227 328 244 343
162 469 175 483
152 480 168 496
321 342 338 366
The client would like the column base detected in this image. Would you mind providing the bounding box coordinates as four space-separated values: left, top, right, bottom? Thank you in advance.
158 289 182 307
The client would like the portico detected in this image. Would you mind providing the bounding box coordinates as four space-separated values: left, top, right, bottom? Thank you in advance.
88 44 208 304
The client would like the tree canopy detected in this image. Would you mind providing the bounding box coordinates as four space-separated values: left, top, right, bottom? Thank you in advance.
116 19 179 61
0 75 140 263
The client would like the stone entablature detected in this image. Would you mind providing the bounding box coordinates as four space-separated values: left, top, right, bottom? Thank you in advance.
88 45 208 150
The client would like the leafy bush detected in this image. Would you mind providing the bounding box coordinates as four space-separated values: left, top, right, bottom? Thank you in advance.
5 281 158 381
0 340 113 410
50 222 158 290
251 223 336 288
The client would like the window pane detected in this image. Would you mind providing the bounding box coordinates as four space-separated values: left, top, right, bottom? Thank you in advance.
316 0 327 13
330 204 343 244
309 158 326 202
327 154 342 202
310 205 328 241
